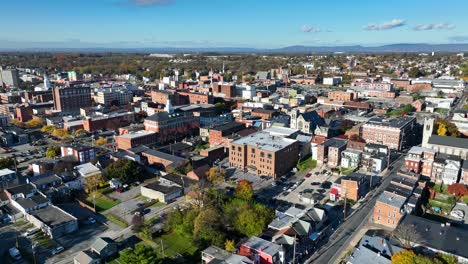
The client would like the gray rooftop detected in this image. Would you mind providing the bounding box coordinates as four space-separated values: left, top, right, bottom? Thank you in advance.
427 135 468 149
30 205 77 227
242 236 282 257
232 131 297 152
366 116 415 129
377 191 406 208
399 214 468 259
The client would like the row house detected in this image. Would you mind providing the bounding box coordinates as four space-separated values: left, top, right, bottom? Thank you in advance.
361 143 389 173
404 146 436 177
317 138 347 167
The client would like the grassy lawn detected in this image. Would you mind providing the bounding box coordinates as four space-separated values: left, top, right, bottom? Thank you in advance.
297 155 317 171
428 199 454 214
106 213 129 228
338 166 356 175
433 183 448 194
145 215 160 225
86 193 121 211
463 195 468 204
154 232 198 259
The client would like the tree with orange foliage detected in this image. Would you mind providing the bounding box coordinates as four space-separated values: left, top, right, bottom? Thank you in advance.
235 180 253 201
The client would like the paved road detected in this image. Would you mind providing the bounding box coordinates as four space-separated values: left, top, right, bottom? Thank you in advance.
306 155 405 264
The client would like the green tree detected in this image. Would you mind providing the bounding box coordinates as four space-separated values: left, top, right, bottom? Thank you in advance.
232 202 274 236
235 180 253 201
119 244 160 264
45 146 60 158
103 159 141 184
193 207 225 247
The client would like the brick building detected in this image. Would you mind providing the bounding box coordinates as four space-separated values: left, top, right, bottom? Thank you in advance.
83 111 135 132
250 108 279 120
373 191 406 229
15 104 33 122
212 83 236 98
208 122 246 146
317 138 348 167
144 112 199 142
115 131 158 150
361 116 416 150
328 91 356 102
404 146 436 177
229 131 299 178
53 86 92 115
339 173 369 202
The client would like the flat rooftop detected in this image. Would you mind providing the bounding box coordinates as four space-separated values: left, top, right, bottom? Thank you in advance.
118 130 155 139
231 131 297 152
30 205 76 227
377 191 407 208
366 116 415 129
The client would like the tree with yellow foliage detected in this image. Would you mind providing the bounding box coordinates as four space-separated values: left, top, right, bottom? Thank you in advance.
41 125 56 134
52 128 69 138
25 117 45 128
94 137 107 146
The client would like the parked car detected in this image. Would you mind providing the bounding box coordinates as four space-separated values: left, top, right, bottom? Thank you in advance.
305 173 312 178
116 188 123 193
9 247 21 260
51 246 64 255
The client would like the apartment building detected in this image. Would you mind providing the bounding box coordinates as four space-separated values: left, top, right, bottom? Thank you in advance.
317 138 347 167
53 86 92 115
361 116 416 150
93 87 133 106
61 144 96 164
208 122 246 147
404 146 436 176
229 131 299 178
352 80 393 91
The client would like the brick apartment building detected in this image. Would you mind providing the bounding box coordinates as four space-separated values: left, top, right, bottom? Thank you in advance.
115 131 158 150
339 173 369 202
144 112 199 142
208 122 246 146
53 86 92 115
391 79 411 90
373 191 407 229
317 138 348 167
328 91 356 102
83 111 135 132
151 90 177 105
24 90 53 103
361 116 416 150
15 104 33 122
229 131 299 178
61 143 96 164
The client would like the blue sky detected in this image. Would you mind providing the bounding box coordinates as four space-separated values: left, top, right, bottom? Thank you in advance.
1 0 468 49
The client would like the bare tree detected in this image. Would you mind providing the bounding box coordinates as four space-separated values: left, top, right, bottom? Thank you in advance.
392 223 421 249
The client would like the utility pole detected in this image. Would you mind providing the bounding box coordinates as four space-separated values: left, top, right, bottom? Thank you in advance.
292 234 297 264
343 187 348 220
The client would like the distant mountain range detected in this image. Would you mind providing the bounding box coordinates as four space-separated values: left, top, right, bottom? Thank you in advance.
2 43 468 54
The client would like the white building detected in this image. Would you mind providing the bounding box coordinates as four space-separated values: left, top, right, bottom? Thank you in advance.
323 77 342 86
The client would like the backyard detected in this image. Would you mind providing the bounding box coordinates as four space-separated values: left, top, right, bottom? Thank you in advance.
297 155 317 171
85 193 121 211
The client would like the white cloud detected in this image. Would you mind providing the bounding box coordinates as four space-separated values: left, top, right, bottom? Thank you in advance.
413 23 455 31
301 25 321 33
363 19 406 30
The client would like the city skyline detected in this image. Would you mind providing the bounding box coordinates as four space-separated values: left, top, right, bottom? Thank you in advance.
1 0 468 49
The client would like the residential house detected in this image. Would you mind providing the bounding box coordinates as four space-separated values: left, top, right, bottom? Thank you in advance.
0 168 18 189
347 231 403 264
91 237 118 260
74 250 101 264
340 149 362 169
201 246 253 264
431 153 461 185
238 236 285 264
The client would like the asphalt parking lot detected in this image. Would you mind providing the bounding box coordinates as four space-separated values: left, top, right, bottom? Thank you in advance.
276 166 338 205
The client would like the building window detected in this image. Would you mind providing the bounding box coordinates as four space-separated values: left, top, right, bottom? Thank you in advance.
267 153 272 159
260 152 265 158
231 146 235 151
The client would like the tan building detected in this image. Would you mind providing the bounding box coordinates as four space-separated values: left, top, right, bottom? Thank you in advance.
339 173 369 202
229 131 299 178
